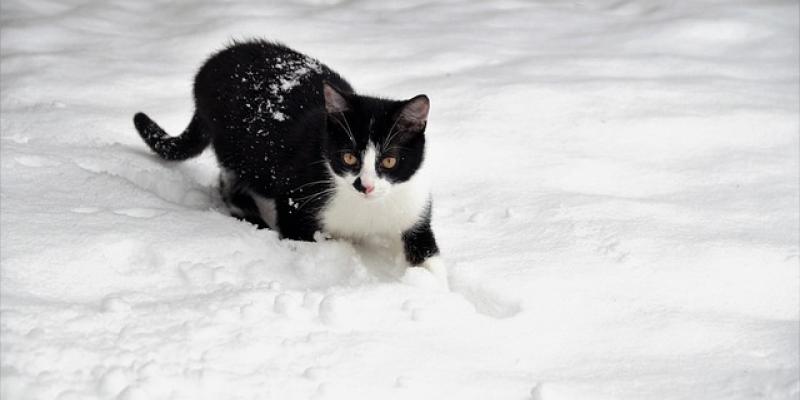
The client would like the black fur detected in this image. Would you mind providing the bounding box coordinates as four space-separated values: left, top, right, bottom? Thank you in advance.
134 113 210 161
133 39 438 265
402 205 439 265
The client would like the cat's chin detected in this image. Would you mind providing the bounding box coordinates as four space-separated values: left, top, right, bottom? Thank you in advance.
361 192 388 201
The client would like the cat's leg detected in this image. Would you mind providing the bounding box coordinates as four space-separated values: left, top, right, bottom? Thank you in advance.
274 196 319 241
402 214 448 287
219 169 269 229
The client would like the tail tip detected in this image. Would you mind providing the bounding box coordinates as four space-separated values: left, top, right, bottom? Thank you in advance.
133 112 150 132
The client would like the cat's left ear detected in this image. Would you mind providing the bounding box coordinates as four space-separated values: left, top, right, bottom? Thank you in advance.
398 95 430 131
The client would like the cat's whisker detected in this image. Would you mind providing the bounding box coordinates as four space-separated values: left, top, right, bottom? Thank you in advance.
338 111 357 146
296 188 337 210
294 189 329 202
293 190 331 205
330 114 356 147
382 116 402 152
293 185 337 200
290 179 332 193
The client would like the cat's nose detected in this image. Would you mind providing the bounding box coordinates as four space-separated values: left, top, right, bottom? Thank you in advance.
353 177 374 194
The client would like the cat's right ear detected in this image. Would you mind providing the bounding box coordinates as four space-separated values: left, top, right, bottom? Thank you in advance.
323 82 350 114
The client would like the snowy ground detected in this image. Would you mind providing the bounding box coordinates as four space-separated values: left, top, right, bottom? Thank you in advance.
1 0 799 399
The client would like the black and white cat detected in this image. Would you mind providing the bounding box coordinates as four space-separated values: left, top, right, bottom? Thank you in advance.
133 40 444 281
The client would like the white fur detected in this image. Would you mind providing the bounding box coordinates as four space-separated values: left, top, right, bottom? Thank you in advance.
250 192 278 230
401 255 449 290
321 142 429 239
421 256 449 289
360 145 378 191
354 143 393 197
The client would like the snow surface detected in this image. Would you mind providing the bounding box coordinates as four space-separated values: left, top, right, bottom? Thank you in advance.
1 0 799 399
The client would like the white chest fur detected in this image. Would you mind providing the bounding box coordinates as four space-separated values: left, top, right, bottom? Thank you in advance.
320 175 429 239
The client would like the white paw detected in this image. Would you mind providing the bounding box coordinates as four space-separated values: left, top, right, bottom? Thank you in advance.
401 256 449 290
422 256 449 290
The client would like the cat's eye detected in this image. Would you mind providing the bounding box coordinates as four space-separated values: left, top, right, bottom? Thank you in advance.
342 152 358 166
381 157 397 169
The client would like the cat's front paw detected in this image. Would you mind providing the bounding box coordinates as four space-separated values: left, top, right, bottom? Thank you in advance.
422 256 449 289
402 256 449 290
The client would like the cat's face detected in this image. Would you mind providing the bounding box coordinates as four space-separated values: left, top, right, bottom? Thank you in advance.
322 83 429 200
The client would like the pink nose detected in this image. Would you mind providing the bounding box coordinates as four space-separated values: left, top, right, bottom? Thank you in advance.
364 185 374 194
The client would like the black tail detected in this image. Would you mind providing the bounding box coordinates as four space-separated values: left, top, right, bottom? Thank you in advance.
133 112 210 161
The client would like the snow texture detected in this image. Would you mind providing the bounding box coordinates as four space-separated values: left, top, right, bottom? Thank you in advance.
1 0 798 399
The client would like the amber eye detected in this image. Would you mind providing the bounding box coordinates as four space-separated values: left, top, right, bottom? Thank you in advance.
381 157 397 169
342 152 358 166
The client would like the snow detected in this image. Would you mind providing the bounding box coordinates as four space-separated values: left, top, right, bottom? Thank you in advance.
1 0 798 399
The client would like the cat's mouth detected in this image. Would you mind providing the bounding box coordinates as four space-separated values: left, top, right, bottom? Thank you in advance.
358 188 386 200
356 186 389 200
363 191 386 200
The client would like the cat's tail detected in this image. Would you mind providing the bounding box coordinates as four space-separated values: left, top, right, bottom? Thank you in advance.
133 112 211 161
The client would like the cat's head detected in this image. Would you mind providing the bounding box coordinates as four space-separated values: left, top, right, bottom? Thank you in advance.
322 82 429 200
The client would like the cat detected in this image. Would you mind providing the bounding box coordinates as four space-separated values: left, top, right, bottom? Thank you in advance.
133 40 445 282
